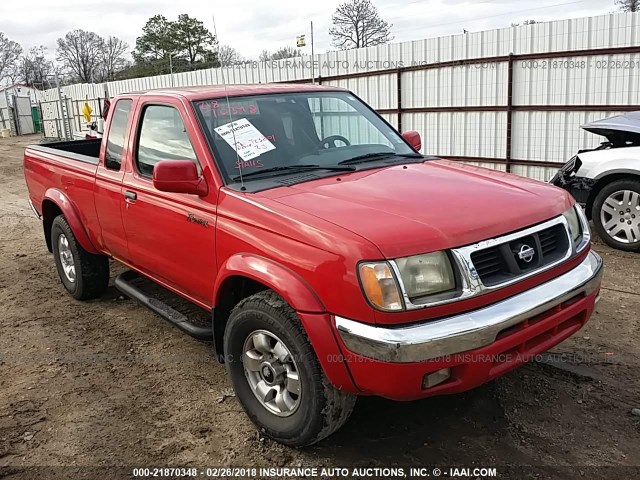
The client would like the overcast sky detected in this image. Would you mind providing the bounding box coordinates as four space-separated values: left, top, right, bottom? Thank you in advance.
0 0 618 61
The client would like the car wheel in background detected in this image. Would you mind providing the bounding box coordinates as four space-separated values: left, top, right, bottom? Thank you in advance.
592 179 640 252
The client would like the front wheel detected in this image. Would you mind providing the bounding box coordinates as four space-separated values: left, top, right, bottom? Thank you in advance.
592 179 640 252
224 290 356 446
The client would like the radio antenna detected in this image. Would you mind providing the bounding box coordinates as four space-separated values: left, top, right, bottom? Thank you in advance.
212 15 245 190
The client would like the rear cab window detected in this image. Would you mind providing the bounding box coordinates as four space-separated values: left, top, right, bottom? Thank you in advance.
104 99 133 171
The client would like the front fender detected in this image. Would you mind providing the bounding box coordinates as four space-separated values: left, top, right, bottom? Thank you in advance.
214 253 325 313
214 254 358 392
581 155 640 180
43 188 100 255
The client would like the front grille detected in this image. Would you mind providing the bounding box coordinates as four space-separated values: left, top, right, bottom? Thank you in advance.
539 227 561 256
471 247 504 278
470 223 569 286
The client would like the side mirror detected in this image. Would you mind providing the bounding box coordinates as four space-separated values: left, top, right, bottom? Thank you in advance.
153 160 208 196
402 130 422 151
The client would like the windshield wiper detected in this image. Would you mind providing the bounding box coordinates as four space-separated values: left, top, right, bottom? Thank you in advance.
232 164 355 181
338 152 423 165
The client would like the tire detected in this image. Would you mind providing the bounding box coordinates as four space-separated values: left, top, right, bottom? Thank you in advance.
224 290 356 447
591 179 640 252
50 215 109 300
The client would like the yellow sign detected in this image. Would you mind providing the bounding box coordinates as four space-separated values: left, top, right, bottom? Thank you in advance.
296 35 306 47
82 102 93 123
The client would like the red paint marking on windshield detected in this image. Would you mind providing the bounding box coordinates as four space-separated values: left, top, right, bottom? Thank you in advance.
199 100 259 118
235 159 264 169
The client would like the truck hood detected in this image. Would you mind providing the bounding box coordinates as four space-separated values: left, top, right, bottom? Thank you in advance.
265 160 573 258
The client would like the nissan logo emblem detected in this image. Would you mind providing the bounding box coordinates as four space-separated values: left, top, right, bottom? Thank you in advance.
518 244 535 263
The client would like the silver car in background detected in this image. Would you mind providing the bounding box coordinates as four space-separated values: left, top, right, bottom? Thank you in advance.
552 111 640 252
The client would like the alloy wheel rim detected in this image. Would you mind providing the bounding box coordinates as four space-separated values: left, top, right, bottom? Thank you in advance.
57 234 76 283
242 329 301 417
600 190 640 244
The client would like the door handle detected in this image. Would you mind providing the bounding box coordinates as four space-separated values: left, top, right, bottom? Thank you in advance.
124 190 137 201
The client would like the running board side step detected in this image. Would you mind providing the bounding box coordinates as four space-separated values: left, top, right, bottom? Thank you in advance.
115 270 212 340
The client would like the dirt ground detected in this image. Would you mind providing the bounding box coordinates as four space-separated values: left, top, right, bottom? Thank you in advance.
0 135 638 480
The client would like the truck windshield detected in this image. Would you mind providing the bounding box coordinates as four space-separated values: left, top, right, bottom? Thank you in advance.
193 91 419 184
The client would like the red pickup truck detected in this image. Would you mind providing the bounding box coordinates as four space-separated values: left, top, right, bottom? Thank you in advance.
24 84 603 446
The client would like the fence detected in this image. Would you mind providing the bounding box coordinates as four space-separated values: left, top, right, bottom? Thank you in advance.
36 11 640 180
0 106 9 131
0 92 36 136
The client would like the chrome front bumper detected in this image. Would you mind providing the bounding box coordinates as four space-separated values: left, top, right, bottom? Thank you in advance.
336 250 603 363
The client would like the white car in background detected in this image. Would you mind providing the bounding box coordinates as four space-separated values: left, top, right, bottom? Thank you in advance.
552 111 640 252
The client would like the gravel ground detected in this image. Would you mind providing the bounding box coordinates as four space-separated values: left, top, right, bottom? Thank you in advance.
0 135 639 480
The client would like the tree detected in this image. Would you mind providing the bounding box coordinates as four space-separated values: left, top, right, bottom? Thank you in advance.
258 47 302 62
218 45 243 66
13 46 54 87
133 14 218 75
616 0 639 11
56 29 104 82
258 50 272 62
511 19 539 27
134 14 176 73
329 0 393 50
271 46 302 60
99 36 129 81
172 14 217 67
0 32 22 84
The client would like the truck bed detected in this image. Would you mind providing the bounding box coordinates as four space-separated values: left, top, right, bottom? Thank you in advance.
27 139 102 165
24 139 102 229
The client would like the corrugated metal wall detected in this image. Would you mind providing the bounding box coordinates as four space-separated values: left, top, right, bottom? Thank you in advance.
37 11 640 180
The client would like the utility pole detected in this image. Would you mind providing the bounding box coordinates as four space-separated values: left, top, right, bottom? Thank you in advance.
169 54 175 87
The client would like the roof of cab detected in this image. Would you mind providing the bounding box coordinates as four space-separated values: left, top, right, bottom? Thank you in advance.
126 83 346 100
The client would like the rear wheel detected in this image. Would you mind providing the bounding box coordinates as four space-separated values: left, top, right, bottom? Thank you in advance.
592 179 640 252
51 215 109 300
224 290 356 447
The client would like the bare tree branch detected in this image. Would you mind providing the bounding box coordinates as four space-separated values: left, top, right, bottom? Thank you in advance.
258 50 272 62
0 33 23 84
271 46 302 60
12 46 54 88
56 30 104 82
257 47 302 62
329 0 393 50
616 0 640 11
99 36 129 81
218 45 243 66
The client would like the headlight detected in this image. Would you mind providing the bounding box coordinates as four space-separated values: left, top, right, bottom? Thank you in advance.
551 156 582 185
561 156 581 175
395 252 456 299
562 206 582 243
358 251 456 311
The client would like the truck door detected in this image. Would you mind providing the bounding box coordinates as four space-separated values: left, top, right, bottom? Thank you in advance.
120 98 218 307
94 97 135 260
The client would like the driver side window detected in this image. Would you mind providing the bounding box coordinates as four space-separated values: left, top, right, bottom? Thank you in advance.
136 105 199 178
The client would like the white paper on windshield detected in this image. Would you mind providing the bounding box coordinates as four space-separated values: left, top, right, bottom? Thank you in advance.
214 118 276 161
